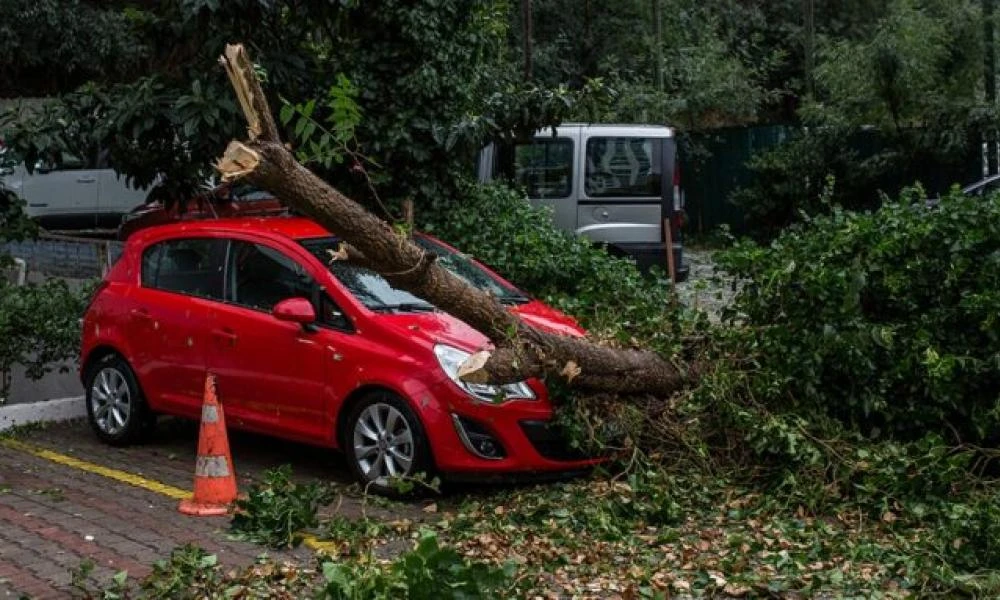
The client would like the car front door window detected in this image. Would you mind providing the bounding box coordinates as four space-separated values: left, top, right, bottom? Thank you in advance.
228 241 349 329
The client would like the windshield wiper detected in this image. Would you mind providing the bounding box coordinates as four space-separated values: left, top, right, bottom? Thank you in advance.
371 302 436 312
500 296 532 305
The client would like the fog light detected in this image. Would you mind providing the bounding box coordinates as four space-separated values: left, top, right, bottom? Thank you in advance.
452 414 506 460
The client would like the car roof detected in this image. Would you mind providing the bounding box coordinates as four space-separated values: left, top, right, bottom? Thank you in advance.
137 216 333 242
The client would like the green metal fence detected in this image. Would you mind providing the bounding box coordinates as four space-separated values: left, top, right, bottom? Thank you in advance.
680 125 984 235
681 125 793 234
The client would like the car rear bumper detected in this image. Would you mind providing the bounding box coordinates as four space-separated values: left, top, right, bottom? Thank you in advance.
608 242 689 282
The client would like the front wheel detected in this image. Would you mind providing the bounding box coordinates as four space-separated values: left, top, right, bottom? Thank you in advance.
85 354 152 446
343 391 432 495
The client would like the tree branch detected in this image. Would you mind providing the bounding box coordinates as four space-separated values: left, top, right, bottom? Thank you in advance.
214 44 691 397
219 44 279 143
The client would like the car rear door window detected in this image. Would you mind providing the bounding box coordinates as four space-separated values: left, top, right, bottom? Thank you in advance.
584 137 662 198
141 239 226 300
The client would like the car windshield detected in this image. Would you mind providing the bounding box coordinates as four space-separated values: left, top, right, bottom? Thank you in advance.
300 236 529 311
412 235 528 304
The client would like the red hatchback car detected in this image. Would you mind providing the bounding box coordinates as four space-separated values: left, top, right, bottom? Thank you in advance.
81 217 596 492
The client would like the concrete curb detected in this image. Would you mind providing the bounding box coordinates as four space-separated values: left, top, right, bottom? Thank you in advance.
0 396 86 432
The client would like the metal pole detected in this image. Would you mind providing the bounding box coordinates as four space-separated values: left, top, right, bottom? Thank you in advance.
985 0 997 175
521 0 533 82
804 0 816 98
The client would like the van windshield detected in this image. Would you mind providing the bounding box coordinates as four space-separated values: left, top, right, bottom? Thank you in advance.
300 236 529 311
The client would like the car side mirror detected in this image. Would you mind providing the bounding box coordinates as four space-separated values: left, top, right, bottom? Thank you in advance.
272 297 316 327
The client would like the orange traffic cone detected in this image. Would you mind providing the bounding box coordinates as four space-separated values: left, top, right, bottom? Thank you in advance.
179 373 238 516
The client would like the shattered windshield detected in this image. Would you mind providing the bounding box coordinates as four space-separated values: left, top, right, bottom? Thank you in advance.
299 235 528 310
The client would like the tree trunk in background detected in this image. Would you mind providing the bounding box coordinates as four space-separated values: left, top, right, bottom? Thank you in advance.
215 44 691 397
985 0 997 175
803 0 815 98
522 0 534 81
652 0 664 97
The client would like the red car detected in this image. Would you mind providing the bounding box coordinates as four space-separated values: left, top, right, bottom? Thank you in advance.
82 217 596 492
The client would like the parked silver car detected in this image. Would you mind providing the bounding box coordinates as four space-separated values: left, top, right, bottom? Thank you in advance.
1 148 147 229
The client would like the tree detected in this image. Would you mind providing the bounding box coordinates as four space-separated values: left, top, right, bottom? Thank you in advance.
215 44 690 396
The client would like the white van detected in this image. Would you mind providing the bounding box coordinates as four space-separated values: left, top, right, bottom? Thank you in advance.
477 124 687 280
1 149 147 229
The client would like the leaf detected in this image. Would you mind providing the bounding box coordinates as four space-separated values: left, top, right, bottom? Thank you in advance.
279 104 294 126
302 99 316 119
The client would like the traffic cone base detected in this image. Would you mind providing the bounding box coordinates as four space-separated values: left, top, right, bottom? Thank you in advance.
178 497 229 516
179 373 238 516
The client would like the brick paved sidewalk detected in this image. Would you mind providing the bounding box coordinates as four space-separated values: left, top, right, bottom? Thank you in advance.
0 419 425 599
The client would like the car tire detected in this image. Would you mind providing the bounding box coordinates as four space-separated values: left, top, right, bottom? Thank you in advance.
342 391 432 496
84 354 153 446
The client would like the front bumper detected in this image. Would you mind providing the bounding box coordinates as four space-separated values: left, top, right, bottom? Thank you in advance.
423 379 601 476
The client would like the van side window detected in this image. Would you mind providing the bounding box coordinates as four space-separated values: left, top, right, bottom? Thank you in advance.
585 137 662 198
513 139 573 199
141 239 226 300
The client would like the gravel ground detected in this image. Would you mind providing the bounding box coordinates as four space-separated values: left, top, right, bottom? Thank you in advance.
676 247 738 320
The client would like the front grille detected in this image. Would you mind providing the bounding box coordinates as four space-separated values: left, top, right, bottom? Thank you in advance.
518 420 589 461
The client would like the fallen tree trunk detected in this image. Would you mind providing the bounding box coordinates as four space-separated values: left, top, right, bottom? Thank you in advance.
216 44 689 396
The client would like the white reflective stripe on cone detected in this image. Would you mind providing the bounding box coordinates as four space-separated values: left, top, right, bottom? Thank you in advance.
202 405 219 423
195 455 231 477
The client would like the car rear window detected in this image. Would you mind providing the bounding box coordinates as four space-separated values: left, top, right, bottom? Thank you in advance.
584 137 662 198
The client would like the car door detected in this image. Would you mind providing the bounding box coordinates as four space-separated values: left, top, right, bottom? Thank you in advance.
19 152 99 223
208 238 334 442
128 237 227 418
97 169 148 223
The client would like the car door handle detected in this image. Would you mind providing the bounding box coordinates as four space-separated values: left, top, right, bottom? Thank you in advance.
130 308 152 321
212 328 238 346
76 177 97 183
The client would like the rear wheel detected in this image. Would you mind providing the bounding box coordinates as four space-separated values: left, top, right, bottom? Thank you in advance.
85 354 153 446
343 391 432 495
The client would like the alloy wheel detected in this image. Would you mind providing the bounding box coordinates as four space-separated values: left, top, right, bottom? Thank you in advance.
90 367 132 436
352 402 415 482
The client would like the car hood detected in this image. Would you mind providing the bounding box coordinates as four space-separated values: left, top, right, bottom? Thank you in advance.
509 300 585 337
375 301 585 353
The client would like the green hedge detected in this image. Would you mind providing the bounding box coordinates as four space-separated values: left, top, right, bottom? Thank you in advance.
718 188 1000 441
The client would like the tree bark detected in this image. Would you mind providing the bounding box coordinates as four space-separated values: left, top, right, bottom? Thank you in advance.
215 44 689 396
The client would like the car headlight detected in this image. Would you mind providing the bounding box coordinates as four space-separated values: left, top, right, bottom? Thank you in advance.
433 344 535 403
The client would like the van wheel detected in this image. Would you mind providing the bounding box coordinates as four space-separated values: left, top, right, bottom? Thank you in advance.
85 354 152 446
343 391 432 496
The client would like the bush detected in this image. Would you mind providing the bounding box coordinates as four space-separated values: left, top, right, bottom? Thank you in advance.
319 530 514 600
717 187 1000 442
230 465 334 548
0 279 89 403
